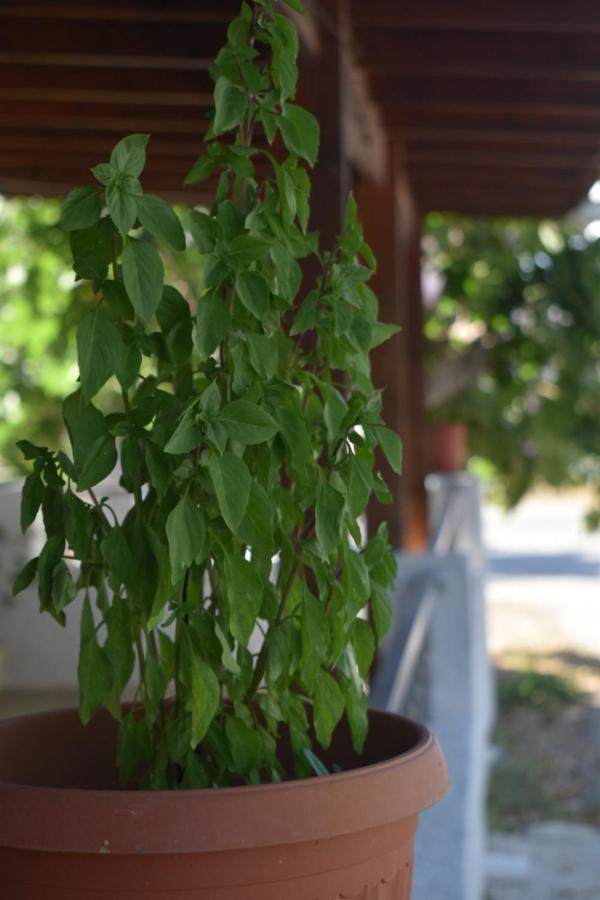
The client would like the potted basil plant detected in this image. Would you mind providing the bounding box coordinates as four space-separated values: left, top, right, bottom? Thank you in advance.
0 1 448 897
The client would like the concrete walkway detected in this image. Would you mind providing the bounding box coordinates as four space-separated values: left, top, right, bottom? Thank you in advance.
483 492 600 900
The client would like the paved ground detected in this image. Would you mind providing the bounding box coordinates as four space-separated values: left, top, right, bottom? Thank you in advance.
483 491 600 900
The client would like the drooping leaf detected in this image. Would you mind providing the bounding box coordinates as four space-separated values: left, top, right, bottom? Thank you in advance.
247 333 278 380
188 650 220 746
208 452 251 533
12 557 38 596
235 270 270 318
374 426 403 474
218 400 279 445
279 104 320 167
313 669 344 749
164 409 203 455
225 716 262 776
270 242 302 302
322 384 349 442
20 472 43 533
301 593 329 688
315 478 345 558
77 307 121 400
213 76 248 136
122 237 164 323
351 618 375 678
69 217 116 281
63 391 117 489
225 551 264 645
137 194 186 251
166 494 207 584
78 595 113 725
61 186 102 232
195 291 230 359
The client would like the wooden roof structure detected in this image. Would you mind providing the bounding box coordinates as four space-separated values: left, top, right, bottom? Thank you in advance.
1 0 599 216
2 0 599 548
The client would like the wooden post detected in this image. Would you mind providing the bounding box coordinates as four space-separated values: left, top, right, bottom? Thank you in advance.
357 142 428 551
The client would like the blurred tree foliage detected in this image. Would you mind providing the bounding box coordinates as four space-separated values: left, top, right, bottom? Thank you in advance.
0 195 200 479
424 214 600 527
0 196 83 476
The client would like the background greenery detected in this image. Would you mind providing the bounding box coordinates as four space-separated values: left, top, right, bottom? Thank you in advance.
424 214 600 527
0 195 198 479
2 201 599 525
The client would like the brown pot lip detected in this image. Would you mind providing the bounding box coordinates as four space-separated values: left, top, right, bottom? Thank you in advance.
0 707 449 854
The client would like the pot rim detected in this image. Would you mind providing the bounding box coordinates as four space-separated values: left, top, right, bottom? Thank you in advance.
0 707 449 854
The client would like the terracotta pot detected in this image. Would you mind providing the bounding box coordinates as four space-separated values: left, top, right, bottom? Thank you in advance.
0 707 448 899
427 422 467 473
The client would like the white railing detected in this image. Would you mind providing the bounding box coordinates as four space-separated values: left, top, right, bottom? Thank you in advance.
371 472 495 900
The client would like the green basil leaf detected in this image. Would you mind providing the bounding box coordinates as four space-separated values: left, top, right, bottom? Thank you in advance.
110 133 149 178
348 454 372 518
301 593 329 688
351 618 375 678
279 104 320 167
322 383 348 442
225 551 264 645
227 234 271 269
195 291 230 359
12 556 38 596
371 583 393 641
247 333 278 380
374 426 403 474
226 716 262 776
315 478 345 558
137 194 186 251
122 237 164 323
20 472 43 533
79 595 113 725
188 209 220 253
188 652 220 746
77 307 121 400
208 451 251 533
70 217 116 281
213 76 248 136
235 270 270 318
218 400 279 445
63 391 117 489
166 494 207 584
61 186 101 231
313 669 344 749
270 242 301 302
91 162 115 186
107 181 139 236
164 410 202 455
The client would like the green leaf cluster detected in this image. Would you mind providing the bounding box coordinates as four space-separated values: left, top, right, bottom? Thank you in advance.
15 0 401 789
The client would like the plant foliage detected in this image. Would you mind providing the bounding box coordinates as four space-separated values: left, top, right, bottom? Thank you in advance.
15 0 400 788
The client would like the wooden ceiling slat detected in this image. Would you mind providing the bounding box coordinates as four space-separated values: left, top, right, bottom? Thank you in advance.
371 74 600 110
358 30 600 80
0 62 212 96
0 2 238 23
406 149 597 172
350 0 600 35
408 128 600 149
408 166 595 190
1 0 599 217
0 15 224 62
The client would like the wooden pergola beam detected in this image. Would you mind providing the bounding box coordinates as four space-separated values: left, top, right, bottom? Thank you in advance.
358 30 600 80
372 75 600 111
350 0 600 34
